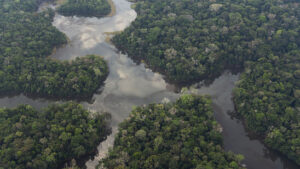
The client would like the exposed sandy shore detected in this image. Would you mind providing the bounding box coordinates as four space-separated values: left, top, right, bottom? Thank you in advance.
107 0 116 17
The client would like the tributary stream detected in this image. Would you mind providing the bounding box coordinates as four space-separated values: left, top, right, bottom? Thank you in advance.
0 0 298 168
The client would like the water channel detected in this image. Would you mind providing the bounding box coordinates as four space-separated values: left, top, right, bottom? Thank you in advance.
0 0 298 168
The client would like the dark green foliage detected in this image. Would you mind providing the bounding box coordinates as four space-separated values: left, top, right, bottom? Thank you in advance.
57 0 111 17
112 0 300 84
0 102 112 169
0 55 108 99
0 0 46 12
112 0 300 164
234 51 300 165
0 10 67 58
100 95 245 169
0 0 109 100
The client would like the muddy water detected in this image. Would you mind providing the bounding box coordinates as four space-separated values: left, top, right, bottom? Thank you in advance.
0 0 298 168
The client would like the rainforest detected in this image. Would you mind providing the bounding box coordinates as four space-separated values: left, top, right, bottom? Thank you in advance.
0 0 299 169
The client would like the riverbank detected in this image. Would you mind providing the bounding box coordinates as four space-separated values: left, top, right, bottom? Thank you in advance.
4 0 298 168
55 0 116 17
55 0 67 5
112 41 243 90
104 31 122 43
107 0 116 17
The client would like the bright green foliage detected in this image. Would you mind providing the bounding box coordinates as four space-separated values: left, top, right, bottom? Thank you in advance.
0 102 112 169
234 52 300 165
0 0 109 100
100 95 245 169
57 0 111 17
112 0 300 84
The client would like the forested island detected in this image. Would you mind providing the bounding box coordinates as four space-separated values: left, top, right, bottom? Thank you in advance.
1 0 300 168
0 55 108 100
0 102 111 169
57 0 111 17
0 0 109 100
112 0 300 165
0 1 112 167
99 95 245 169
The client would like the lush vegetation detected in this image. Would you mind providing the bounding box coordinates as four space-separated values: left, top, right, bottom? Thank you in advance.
0 55 108 100
0 0 109 100
234 52 300 165
112 0 300 164
0 0 46 12
100 95 245 169
0 102 111 169
0 4 66 59
113 0 300 84
57 0 111 17
0 2 111 168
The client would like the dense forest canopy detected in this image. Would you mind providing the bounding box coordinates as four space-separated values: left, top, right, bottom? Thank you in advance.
234 52 300 164
57 0 111 17
0 3 67 59
113 0 300 84
100 95 245 169
0 1 113 169
1 0 300 167
0 55 108 100
0 102 111 169
0 0 46 12
0 0 109 100
112 0 300 165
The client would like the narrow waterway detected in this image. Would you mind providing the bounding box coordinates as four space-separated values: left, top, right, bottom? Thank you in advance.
0 0 298 168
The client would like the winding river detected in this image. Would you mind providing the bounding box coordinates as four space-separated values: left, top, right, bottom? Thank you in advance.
1 0 298 168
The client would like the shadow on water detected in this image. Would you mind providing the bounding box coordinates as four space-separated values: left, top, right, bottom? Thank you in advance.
195 72 299 169
0 0 298 169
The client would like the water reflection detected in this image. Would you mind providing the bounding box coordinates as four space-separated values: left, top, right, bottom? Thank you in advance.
0 94 52 110
0 0 298 169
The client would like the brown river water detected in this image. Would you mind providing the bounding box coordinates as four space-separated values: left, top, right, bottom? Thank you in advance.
0 0 298 168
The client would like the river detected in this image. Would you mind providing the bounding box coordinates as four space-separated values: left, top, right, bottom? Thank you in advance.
1 0 298 168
